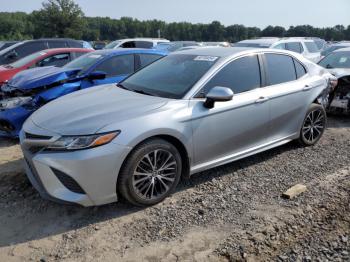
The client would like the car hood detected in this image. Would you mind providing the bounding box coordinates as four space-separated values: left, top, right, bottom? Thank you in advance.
7 66 81 90
326 68 350 79
30 84 169 135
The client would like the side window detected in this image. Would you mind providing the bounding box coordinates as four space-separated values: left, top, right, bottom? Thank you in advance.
38 53 70 67
199 55 261 96
15 42 46 58
94 54 134 77
286 42 302 53
273 43 286 50
265 54 296 85
138 54 163 68
67 41 82 48
121 41 136 48
135 41 153 48
293 59 307 79
48 41 68 48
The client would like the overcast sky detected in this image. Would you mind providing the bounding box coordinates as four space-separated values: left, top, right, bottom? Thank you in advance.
0 0 349 28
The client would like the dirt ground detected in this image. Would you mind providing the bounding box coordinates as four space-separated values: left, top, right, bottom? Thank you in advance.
0 116 349 262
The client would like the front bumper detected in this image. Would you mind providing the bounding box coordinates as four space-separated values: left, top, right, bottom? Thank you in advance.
20 126 132 206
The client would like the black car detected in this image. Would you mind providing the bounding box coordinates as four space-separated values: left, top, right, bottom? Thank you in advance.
0 41 19 52
0 38 84 65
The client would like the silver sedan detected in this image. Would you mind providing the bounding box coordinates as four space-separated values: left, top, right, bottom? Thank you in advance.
20 47 334 206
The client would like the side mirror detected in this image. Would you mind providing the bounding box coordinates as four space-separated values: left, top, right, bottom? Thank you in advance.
203 86 233 109
88 71 107 80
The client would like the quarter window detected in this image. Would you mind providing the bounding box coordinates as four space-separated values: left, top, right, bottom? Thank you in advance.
94 54 134 77
293 59 307 78
273 43 286 50
135 41 153 48
265 54 297 85
200 55 261 96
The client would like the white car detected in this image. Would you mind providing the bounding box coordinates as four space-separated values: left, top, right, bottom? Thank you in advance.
104 38 169 49
236 38 321 63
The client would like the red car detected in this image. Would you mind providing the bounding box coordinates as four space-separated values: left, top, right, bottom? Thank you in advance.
0 48 92 86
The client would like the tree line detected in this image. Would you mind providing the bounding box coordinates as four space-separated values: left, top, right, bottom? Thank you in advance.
0 0 349 42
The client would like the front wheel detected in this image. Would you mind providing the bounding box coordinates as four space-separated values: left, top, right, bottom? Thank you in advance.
298 103 326 146
117 138 182 206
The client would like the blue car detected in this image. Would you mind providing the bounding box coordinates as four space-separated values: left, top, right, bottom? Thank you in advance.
0 49 167 137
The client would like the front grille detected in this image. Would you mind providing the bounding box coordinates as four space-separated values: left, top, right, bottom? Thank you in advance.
51 168 86 194
25 132 52 140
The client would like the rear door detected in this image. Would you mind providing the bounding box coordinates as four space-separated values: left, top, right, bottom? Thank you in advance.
261 53 315 140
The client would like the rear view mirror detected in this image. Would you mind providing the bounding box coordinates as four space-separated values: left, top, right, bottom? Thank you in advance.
203 86 234 109
88 71 106 80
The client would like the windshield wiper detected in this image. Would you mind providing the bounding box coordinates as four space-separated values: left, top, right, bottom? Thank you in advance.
116 83 130 91
131 89 157 96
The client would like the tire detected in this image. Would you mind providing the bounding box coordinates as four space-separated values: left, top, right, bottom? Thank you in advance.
117 138 182 206
298 103 327 146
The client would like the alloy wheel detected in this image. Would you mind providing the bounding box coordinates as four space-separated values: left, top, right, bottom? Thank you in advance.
302 109 325 143
132 149 177 200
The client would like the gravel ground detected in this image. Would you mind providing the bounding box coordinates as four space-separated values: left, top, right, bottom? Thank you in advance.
0 116 349 262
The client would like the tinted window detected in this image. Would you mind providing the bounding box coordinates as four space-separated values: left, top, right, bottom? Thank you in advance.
94 54 134 77
200 55 261 96
286 42 302 53
273 43 286 50
139 54 163 68
64 53 107 75
9 51 47 68
265 54 296 85
135 41 153 48
293 59 307 78
121 54 217 99
48 41 68 48
121 41 136 48
38 53 70 67
67 40 82 48
305 42 319 53
15 42 47 58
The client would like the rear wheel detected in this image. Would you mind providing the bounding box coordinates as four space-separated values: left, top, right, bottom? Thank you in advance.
298 103 326 146
118 138 182 206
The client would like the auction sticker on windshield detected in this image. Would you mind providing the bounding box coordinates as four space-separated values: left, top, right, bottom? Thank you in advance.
194 56 218 62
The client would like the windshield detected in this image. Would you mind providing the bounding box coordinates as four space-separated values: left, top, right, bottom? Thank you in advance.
9 51 47 68
305 42 319 53
120 54 219 99
235 42 271 48
104 41 121 49
318 51 350 69
64 53 106 74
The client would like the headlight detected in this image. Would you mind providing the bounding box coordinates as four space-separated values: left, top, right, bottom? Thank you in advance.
0 97 33 109
47 131 120 151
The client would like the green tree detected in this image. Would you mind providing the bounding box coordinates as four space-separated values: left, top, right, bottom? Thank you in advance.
30 0 85 39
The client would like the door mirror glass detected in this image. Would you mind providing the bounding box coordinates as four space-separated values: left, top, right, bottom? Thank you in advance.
204 86 234 108
88 71 106 80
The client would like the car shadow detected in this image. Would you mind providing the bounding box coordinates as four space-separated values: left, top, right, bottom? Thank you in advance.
0 138 302 248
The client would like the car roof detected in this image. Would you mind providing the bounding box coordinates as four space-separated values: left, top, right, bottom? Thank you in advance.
238 38 280 45
42 48 93 54
174 47 256 57
334 47 350 52
88 48 168 56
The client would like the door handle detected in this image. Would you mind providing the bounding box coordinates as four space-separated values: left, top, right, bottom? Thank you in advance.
255 97 269 103
302 85 313 91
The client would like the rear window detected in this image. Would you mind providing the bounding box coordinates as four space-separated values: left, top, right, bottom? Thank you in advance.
305 42 319 53
139 54 163 68
265 54 296 85
318 51 350 69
